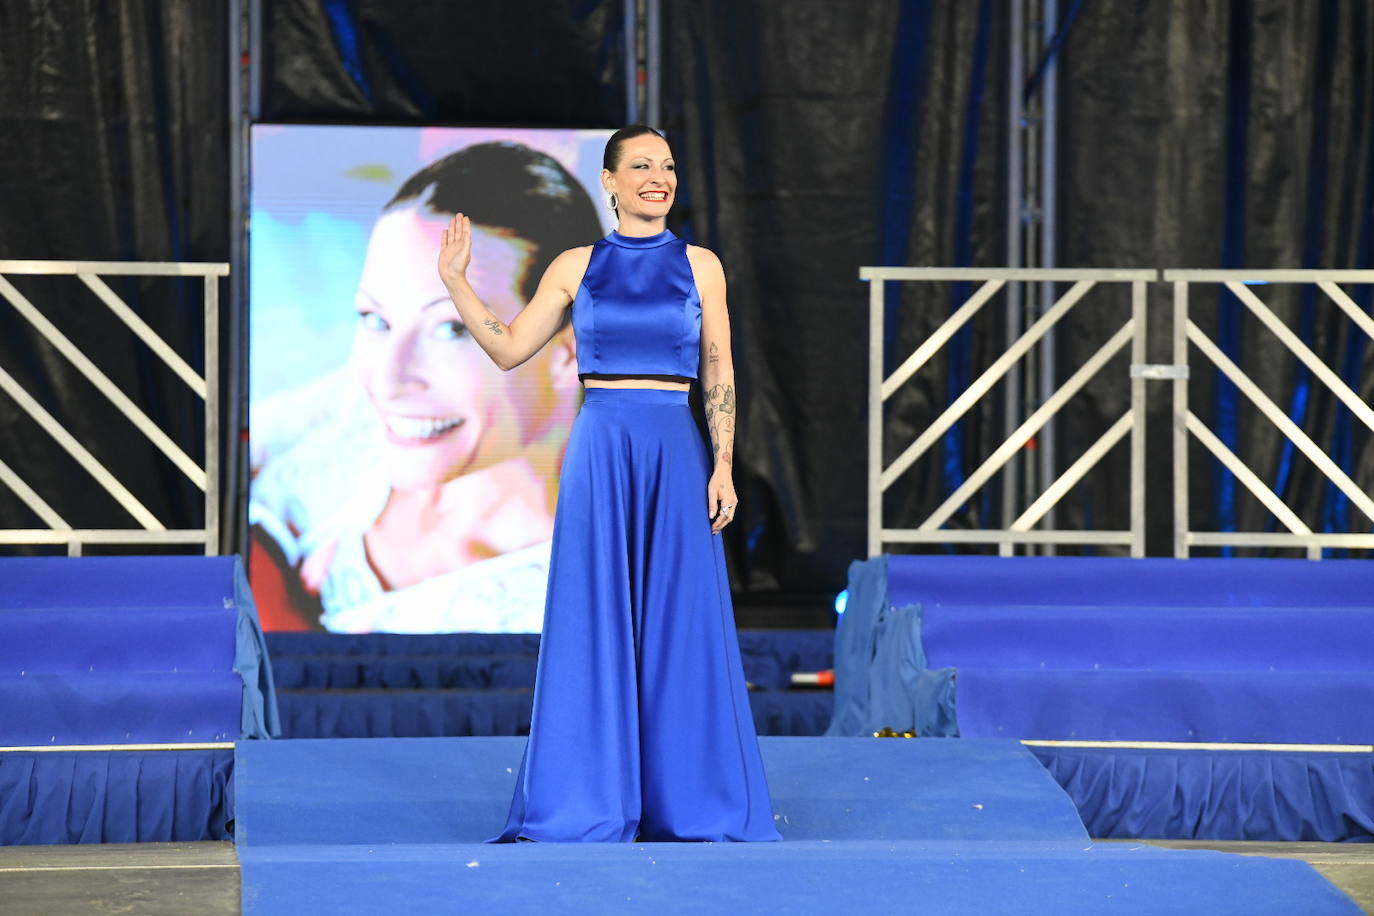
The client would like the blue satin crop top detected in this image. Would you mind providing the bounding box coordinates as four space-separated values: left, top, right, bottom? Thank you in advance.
571 229 702 379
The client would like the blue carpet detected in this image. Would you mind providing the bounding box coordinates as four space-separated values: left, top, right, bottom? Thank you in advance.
238 839 1360 915
235 737 1360 914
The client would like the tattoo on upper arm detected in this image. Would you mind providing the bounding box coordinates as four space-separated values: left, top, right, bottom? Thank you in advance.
483 317 504 336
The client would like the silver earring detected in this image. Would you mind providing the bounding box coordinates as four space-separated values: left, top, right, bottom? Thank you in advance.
606 192 618 211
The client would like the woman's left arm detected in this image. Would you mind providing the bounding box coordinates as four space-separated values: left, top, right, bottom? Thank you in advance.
690 246 738 535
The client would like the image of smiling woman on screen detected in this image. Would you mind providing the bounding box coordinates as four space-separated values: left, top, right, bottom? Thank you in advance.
250 142 601 632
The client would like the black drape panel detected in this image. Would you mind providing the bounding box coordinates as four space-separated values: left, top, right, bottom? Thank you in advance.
1058 0 1374 552
0 1 229 544
669 0 1374 587
665 1 1010 590
4 0 1370 575
261 0 624 124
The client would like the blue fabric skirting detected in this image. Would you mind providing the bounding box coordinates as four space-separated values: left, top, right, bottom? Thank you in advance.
264 631 833 691
1034 746 1374 843
0 748 234 845
268 642 831 692
265 633 544 657
276 688 832 739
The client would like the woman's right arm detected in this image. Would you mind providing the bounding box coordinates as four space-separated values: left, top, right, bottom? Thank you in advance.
437 213 588 371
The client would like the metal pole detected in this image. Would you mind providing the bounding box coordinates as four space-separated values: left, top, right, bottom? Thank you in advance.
226 0 247 559
1129 280 1146 557
623 0 640 123
248 0 262 121
1021 3 1041 539
1003 0 1026 551
1173 281 1189 558
1038 0 1059 551
645 0 662 128
869 279 885 558
204 275 221 556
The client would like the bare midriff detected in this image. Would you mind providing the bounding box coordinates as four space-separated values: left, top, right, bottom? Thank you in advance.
581 373 691 392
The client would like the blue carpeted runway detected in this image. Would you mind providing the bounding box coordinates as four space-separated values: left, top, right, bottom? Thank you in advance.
235 737 1360 914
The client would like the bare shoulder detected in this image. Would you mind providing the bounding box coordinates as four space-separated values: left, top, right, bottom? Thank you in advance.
551 245 594 274
686 244 726 289
686 244 723 271
544 245 595 297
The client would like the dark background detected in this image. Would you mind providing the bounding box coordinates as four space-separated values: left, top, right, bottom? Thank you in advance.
1 1 1371 602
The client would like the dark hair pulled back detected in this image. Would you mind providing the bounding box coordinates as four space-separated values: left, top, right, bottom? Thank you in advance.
602 124 667 172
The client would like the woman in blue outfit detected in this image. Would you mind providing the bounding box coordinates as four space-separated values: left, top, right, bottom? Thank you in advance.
436 125 780 843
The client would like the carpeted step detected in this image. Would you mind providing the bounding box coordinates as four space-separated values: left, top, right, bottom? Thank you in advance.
233 737 1091 846
953 667 1374 743
919 604 1374 671
0 670 243 745
0 606 237 674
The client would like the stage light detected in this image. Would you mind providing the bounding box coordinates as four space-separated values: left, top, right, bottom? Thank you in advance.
834 589 848 615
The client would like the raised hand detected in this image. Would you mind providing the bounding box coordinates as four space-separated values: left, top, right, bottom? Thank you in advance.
437 213 472 287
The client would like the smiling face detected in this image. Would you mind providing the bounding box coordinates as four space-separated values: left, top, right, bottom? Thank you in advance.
352 207 569 492
602 133 677 227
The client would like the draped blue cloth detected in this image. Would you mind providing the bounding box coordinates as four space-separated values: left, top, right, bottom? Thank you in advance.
235 557 281 740
826 558 957 738
492 388 779 843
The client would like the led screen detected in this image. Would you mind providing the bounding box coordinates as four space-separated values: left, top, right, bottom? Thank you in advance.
249 125 614 632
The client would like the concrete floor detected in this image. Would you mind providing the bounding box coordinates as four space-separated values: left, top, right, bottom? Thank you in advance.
1124 839 1374 915
0 843 239 916
0 839 1368 915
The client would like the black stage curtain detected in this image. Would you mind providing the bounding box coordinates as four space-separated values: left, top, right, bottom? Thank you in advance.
666 1 1011 589
1058 1 1374 554
3 1 1369 580
0 1 229 544
668 0 1374 590
260 0 624 124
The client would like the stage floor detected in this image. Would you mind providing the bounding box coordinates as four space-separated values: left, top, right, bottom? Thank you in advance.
0 840 1370 915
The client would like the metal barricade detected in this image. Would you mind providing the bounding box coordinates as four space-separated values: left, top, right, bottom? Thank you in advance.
864 267 1154 558
0 260 227 556
1165 270 1374 559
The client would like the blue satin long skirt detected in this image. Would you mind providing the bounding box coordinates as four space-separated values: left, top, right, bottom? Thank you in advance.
492 387 780 843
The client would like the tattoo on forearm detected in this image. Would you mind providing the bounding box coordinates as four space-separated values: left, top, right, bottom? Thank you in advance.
704 382 736 467
482 317 504 336
708 342 719 364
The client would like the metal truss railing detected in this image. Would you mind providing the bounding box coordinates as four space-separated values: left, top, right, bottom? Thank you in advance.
1165 270 1374 559
867 266 1374 560
863 267 1154 558
0 261 228 556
